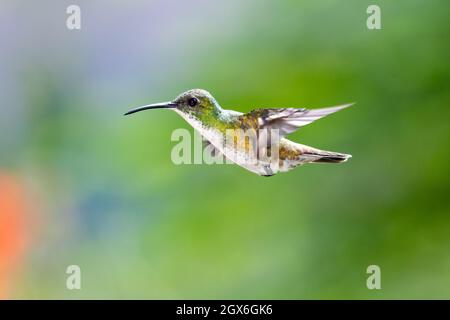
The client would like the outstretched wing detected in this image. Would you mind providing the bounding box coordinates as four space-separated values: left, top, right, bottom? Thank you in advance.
240 103 353 138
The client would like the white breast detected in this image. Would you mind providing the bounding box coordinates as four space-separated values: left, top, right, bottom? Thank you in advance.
173 109 279 175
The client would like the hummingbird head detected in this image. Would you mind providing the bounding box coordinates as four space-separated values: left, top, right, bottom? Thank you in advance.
124 89 222 123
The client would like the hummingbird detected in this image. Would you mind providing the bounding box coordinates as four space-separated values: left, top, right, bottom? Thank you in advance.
124 89 352 176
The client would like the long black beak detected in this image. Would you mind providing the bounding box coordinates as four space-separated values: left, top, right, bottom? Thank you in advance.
124 101 176 116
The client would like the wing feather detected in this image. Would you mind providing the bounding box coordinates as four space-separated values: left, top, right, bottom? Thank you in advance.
241 103 353 138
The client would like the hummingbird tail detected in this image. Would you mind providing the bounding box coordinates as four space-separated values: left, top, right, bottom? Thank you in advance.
312 153 351 163
303 149 352 163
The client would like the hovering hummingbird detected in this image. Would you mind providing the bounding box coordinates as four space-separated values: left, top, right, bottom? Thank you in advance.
125 89 352 176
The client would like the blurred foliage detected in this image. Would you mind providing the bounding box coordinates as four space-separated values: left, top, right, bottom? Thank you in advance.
1 0 449 298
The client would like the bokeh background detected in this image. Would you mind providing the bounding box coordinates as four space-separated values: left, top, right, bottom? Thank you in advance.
1 0 449 299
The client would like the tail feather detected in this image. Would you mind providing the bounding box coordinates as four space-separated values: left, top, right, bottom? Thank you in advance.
304 150 352 163
312 153 351 163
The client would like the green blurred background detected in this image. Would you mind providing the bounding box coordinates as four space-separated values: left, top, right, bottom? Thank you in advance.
0 0 449 299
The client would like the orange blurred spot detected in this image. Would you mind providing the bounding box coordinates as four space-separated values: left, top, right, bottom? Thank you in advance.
0 172 29 299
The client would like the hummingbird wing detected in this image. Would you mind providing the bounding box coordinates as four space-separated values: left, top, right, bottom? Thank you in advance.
241 103 353 138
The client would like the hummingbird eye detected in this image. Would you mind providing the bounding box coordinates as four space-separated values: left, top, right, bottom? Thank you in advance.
188 97 198 107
